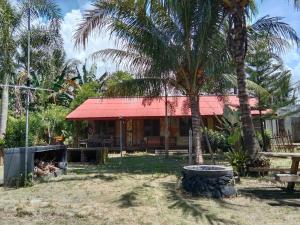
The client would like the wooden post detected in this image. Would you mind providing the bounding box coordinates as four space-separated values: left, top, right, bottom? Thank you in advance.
287 157 300 191
164 80 169 158
189 129 192 165
120 118 122 157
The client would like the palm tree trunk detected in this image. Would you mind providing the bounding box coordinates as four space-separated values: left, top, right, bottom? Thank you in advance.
0 76 9 139
189 95 204 164
230 6 261 160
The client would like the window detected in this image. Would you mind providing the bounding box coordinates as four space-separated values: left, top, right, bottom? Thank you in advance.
180 118 191 136
144 119 160 136
96 120 115 137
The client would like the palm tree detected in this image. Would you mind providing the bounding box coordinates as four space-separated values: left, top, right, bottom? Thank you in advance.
0 0 62 138
75 0 230 164
0 0 19 139
75 0 299 162
222 1 299 160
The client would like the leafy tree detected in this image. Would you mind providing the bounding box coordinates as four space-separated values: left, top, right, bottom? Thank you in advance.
0 0 19 138
104 71 133 94
0 0 62 138
39 104 70 143
75 0 230 164
246 39 296 150
70 81 101 110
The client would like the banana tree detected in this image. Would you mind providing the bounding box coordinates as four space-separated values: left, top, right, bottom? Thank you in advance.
0 0 62 138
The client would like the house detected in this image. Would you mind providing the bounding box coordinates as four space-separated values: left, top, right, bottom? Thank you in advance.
66 96 262 150
266 104 300 143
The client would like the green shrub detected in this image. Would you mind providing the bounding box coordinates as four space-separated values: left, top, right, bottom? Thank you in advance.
4 114 44 148
256 130 272 150
203 129 230 152
4 105 71 148
225 149 247 175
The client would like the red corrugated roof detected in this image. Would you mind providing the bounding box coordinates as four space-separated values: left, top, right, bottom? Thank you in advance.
66 96 261 120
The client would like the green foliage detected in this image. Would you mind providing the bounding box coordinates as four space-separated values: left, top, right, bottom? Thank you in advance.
218 106 248 175
256 129 272 150
40 104 69 138
246 39 296 111
217 106 243 151
5 114 42 147
105 71 133 90
4 105 69 147
225 149 247 175
70 82 101 110
0 138 5 148
203 129 230 152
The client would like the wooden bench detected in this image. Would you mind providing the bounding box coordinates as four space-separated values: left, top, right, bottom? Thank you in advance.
275 174 300 183
258 152 300 191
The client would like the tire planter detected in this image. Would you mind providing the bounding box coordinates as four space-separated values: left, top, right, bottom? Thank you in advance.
182 165 237 198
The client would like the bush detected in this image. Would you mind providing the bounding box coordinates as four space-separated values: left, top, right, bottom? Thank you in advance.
225 149 247 175
4 105 71 148
203 129 230 152
4 113 45 148
246 156 271 169
70 82 100 110
256 130 272 150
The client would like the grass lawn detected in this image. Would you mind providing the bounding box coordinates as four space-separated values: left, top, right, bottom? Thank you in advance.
0 153 299 225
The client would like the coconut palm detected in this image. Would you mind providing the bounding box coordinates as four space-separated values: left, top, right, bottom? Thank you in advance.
75 0 231 164
222 1 300 160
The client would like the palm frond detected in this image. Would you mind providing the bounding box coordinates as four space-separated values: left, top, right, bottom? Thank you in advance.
249 16 300 53
224 74 270 97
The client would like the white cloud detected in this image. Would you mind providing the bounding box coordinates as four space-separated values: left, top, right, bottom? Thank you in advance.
281 49 300 84
60 8 120 76
293 61 300 83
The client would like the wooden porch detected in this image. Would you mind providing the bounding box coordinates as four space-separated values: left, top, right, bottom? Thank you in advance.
75 116 217 150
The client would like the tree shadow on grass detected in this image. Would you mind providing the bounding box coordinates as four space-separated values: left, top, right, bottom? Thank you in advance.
117 191 139 208
115 185 145 208
162 182 238 225
42 173 118 184
239 186 300 207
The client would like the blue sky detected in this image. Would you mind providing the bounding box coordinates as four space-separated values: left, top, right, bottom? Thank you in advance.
34 1 300 86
